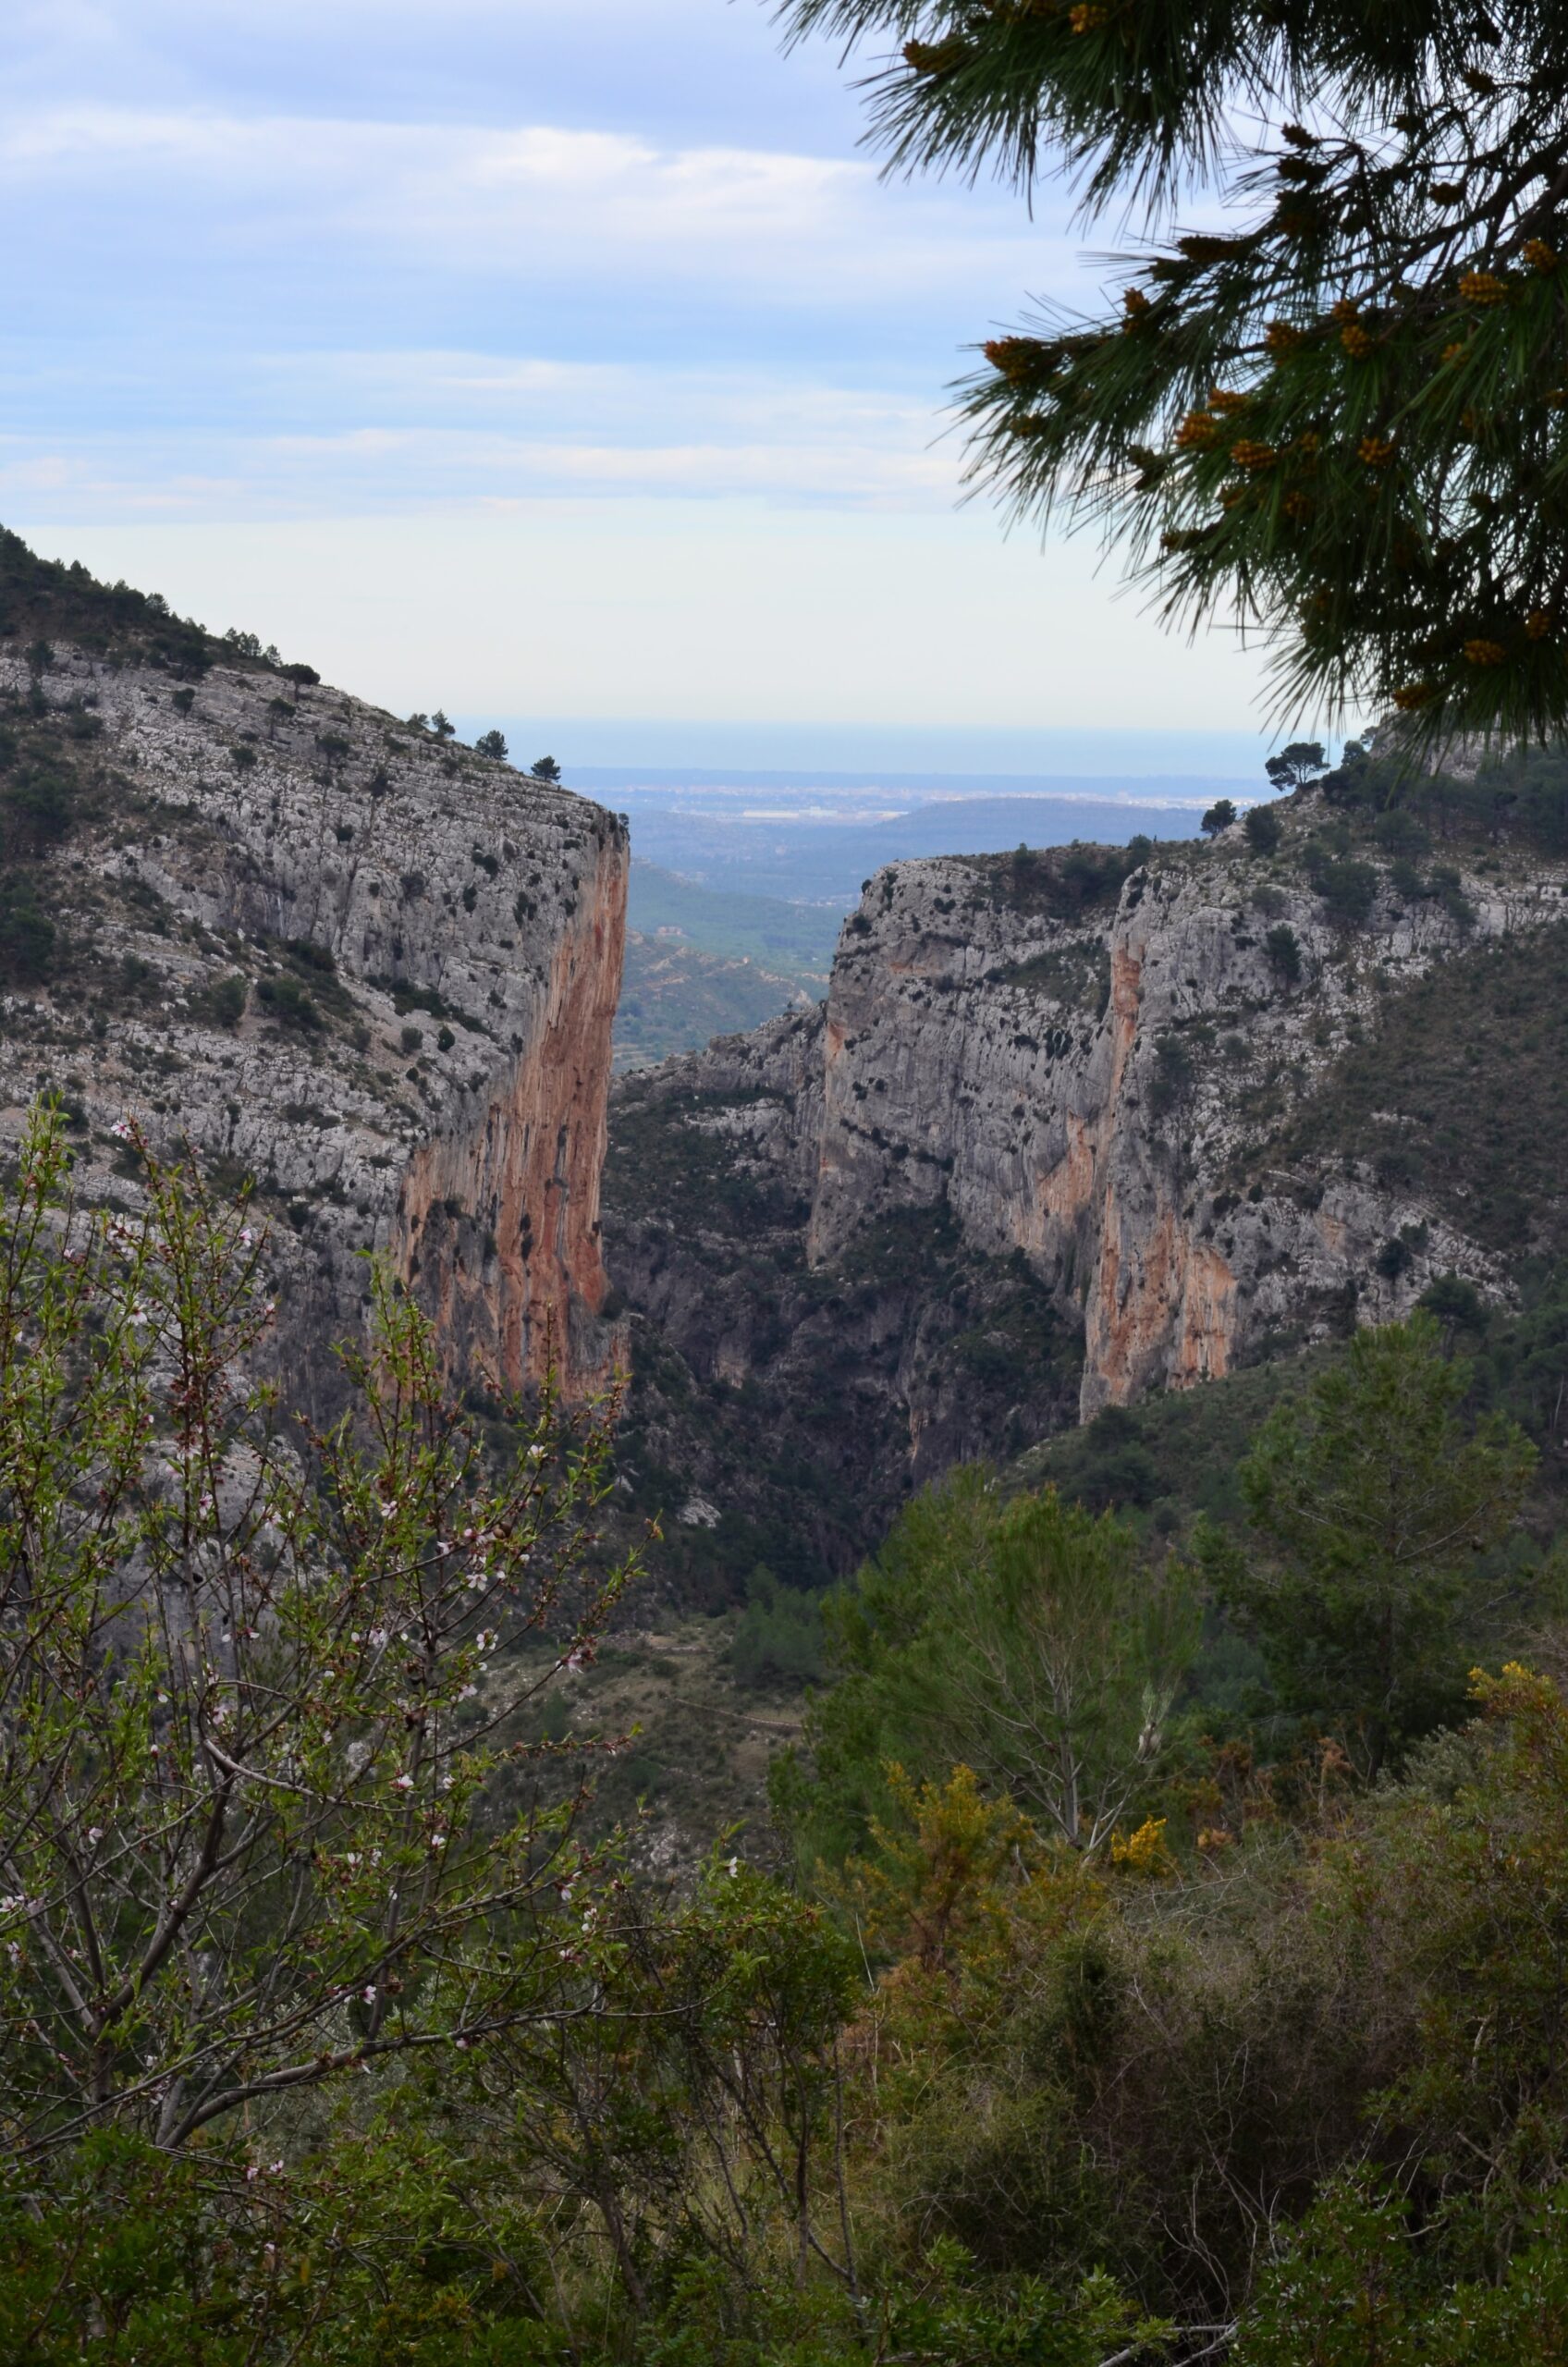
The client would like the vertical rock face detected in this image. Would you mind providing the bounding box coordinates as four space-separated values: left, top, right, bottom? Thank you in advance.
0 621 627 1413
393 847 625 1392
603 805 1568 1574
793 831 1560 1415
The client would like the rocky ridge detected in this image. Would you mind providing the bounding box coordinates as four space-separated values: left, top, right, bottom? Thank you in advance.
0 563 626 1418
603 795 1568 1588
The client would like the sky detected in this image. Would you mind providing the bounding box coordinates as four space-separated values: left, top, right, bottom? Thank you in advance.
5 0 1284 754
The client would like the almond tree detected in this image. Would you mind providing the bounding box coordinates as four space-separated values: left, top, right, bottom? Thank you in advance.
0 1105 635 2163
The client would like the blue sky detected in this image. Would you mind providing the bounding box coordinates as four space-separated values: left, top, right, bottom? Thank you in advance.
6 1 1282 752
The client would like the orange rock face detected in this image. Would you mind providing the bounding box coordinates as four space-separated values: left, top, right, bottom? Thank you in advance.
393 835 627 1397
1086 1202 1237 1409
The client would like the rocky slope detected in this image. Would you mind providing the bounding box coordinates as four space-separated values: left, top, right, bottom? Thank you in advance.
602 794 1568 1593
0 538 626 1416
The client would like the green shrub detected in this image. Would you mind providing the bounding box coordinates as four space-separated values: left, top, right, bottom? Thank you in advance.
0 875 55 982
778 1468 1196 1865
1307 852 1378 927
1372 806 1430 857
1243 803 1282 853
2 756 75 857
729 1566 827 1690
285 936 336 975
1147 1032 1194 1117
1429 865 1476 928
1200 1312 1535 1775
194 973 248 1028
255 973 320 1031
1265 922 1303 984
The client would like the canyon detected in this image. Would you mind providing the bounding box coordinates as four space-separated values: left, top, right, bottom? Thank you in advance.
7 538 1567 1606
603 805 1568 1589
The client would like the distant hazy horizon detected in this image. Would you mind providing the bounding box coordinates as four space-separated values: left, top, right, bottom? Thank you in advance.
468 717 1283 784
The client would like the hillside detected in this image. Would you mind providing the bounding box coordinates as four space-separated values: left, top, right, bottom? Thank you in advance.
616 933 819 1069
0 529 627 1413
614 860 834 1068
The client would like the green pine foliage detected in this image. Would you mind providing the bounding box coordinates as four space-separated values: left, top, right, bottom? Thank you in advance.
772 1470 1199 1866
773 0 1568 740
1198 1312 1536 1774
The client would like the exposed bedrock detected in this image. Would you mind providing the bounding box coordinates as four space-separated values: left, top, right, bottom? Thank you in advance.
603 805 1567 1578
0 637 627 1416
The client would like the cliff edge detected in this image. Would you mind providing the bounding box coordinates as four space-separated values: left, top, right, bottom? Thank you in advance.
0 537 627 1412
603 789 1568 1589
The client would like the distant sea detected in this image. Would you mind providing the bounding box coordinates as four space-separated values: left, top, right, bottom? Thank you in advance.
471 717 1300 906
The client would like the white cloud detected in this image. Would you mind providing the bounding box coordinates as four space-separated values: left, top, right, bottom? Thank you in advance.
0 8 1271 733
0 349 963 519
0 102 1057 300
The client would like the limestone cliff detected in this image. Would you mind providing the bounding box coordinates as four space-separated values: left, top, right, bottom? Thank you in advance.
801 830 1562 1415
0 546 626 1412
602 797 1568 1587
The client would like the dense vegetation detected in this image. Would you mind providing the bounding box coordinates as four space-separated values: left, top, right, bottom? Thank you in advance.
6 1097 1568 2363
0 526 317 684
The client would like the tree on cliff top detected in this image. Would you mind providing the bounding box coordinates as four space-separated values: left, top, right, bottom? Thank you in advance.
772 0 1568 746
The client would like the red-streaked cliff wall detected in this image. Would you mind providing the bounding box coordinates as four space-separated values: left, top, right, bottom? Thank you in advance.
608 820 1563 1463
394 830 627 1394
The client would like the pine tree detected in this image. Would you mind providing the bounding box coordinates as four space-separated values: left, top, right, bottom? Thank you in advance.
1201 1312 1536 1774
774 0 1568 742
